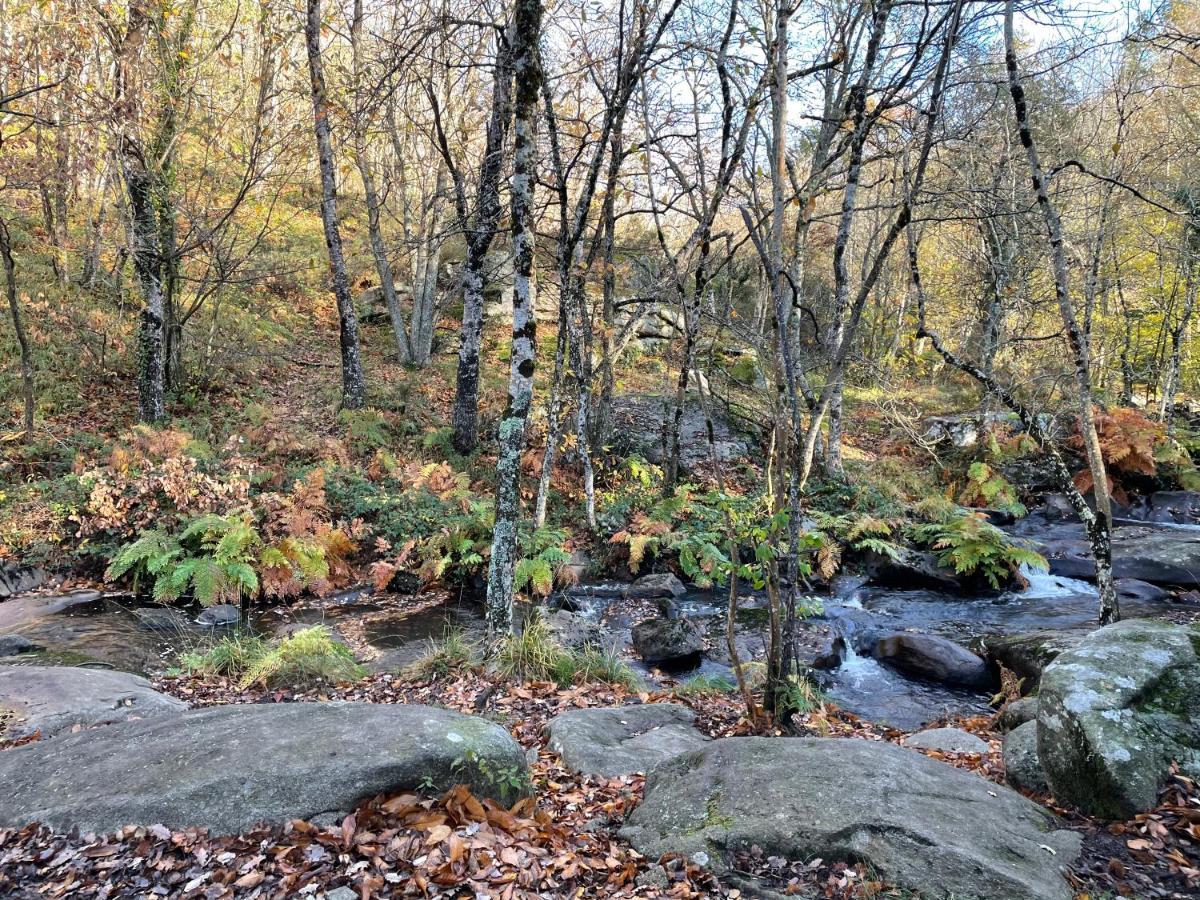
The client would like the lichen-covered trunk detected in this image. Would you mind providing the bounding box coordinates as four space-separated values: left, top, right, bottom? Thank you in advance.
305 0 365 410
485 0 541 637
1005 0 1108 528
534 305 568 528
0 216 34 435
121 144 167 424
451 31 516 454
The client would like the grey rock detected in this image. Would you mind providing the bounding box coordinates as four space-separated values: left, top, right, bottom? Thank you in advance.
0 562 47 599
545 703 708 776
623 573 687 600
1141 490 1200 525
1115 578 1170 603
134 607 192 632
979 630 1086 691
1041 525 1200 587
904 726 990 754
0 591 101 633
631 617 703 665
0 702 528 834
865 548 964 592
543 610 606 651
874 632 992 689
0 634 41 657
1038 618 1200 818
324 889 358 900
1004 721 1048 793
621 737 1080 900
997 696 1040 732
635 865 671 890
196 604 240 627
0 666 187 739
610 394 754 473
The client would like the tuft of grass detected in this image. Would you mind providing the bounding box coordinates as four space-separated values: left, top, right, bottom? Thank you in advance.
490 613 642 689
490 613 567 683
410 628 481 678
182 626 364 689
181 631 269 677
557 643 642 691
672 672 736 696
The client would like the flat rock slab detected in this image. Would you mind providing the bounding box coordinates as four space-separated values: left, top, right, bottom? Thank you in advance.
904 726 990 754
0 666 186 739
621 737 1081 900
0 702 528 835
545 703 708 776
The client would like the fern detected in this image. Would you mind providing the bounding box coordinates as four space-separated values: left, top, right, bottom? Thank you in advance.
910 511 1047 590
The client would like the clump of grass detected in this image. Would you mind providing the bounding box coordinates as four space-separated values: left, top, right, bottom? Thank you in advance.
490 613 642 689
672 672 736 696
490 613 567 683
410 628 481 678
183 626 364 689
558 643 642 691
181 631 269 677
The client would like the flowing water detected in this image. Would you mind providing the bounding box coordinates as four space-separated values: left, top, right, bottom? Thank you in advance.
5 520 1197 730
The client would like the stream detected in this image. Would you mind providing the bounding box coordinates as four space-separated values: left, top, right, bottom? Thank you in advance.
3 517 1198 732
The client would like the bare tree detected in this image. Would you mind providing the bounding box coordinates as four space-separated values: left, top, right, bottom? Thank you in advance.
304 0 366 410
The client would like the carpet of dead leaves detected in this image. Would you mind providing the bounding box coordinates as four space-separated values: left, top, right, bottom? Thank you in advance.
2 671 1198 899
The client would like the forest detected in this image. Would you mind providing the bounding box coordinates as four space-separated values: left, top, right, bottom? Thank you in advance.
1 0 1200 897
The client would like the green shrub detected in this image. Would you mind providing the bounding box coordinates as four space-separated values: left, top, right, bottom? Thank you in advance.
181 631 269 677
556 644 642 691
672 672 736 696
490 613 567 682
958 461 1026 516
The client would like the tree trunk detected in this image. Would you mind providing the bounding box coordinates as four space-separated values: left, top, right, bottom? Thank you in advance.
534 303 568 528
121 142 167 423
0 216 34 436
305 0 365 410
451 29 516 454
485 0 542 637
1004 1 1110 538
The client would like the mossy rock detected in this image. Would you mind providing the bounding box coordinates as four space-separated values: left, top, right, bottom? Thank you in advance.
1037 619 1200 818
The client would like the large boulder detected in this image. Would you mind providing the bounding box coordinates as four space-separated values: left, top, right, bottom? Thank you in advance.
621 737 1080 900
1137 490 1200 525
978 630 1086 691
631 617 703 665
0 562 46 599
0 666 186 740
0 702 528 834
623 573 687 600
1004 721 1048 794
864 548 963 592
1041 525 1200 587
1038 619 1200 818
873 632 992 689
545 703 708 776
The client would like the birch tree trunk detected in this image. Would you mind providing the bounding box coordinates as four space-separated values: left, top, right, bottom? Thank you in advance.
1004 0 1115 624
450 29 515 454
305 0 365 410
485 0 542 637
